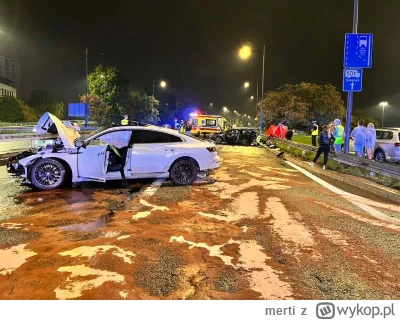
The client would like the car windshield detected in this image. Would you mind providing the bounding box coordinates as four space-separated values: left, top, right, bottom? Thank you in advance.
80 126 111 141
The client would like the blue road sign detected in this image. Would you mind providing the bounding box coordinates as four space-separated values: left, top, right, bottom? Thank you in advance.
344 33 373 68
343 69 363 92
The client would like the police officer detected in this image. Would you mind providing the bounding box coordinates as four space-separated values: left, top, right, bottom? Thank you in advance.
121 115 129 126
333 119 344 152
311 121 319 147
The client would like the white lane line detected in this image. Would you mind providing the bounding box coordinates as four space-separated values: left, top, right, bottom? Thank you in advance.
141 178 165 198
285 161 400 226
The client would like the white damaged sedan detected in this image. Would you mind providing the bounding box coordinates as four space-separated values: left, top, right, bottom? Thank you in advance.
16 113 221 190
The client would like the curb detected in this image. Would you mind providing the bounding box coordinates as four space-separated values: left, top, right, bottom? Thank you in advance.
259 142 400 204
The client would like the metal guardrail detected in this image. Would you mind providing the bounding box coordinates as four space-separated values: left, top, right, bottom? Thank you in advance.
259 135 400 180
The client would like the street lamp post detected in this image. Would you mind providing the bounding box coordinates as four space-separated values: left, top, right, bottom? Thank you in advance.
239 45 265 133
85 48 89 128
379 101 388 127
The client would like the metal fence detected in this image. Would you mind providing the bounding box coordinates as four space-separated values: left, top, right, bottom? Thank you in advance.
260 135 400 180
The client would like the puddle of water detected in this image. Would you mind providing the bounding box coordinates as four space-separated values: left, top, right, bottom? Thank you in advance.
59 245 136 264
170 236 239 266
117 235 131 241
266 197 315 250
59 212 115 232
0 243 37 275
55 264 125 299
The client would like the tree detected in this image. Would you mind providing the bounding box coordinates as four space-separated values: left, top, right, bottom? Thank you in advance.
351 109 380 129
22 104 38 122
87 65 129 121
0 97 25 122
261 82 346 130
34 102 64 119
80 94 111 126
127 91 159 124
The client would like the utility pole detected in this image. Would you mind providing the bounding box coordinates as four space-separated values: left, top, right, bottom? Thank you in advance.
85 48 89 128
256 81 259 113
344 0 359 154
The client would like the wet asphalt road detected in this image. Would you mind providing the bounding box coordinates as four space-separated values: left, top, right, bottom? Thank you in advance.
0 145 399 300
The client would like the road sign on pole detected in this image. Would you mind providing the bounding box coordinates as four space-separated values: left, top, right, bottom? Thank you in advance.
344 33 373 68
343 69 363 92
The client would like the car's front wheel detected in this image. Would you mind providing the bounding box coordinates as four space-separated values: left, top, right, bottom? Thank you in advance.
214 136 223 144
169 159 198 185
31 158 67 190
374 150 386 163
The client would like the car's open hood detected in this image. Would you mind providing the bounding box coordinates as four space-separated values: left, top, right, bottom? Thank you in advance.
34 112 80 148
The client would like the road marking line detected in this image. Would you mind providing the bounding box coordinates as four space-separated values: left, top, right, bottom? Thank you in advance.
285 160 400 226
140 178 165 198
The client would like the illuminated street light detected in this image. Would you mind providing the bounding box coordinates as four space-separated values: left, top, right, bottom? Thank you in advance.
250 96 254 100
379 101 389 127
248 115 250 119
223 106 229 113
238 45 252 60
244 82 250 88
160 81 167 88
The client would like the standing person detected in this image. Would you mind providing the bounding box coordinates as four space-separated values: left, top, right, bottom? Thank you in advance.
309 125 334 170
179 120 186 133
351 120 367 157
365 123 376 160
286 129 293 141
333 119 345 153
311 121 318 147
328 122 335 151
185 120 192 136
121 115 129 126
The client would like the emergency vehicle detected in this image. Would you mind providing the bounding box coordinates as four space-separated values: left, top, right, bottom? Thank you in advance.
189 114 231 137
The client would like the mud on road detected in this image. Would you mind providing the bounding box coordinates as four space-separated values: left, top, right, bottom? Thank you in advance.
0 145 399 300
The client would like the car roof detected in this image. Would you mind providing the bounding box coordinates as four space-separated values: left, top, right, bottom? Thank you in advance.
380 127 400 131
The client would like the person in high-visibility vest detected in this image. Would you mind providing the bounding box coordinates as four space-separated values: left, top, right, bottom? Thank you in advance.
311 121 319 147
333 119 344 152
121 115 129 126
179 120 186 133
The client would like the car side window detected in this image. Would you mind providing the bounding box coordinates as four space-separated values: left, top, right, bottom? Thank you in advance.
375 130 383 139
134 130 183 143
381 131 393 140
91 130 132 148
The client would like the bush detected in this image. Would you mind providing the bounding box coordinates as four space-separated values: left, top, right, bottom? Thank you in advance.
0 96 24 122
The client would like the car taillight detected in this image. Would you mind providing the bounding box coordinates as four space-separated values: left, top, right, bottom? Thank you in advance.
395 142 400 147
207 147 217 152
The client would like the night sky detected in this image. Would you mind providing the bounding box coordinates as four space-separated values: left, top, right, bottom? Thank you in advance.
1 0 399 125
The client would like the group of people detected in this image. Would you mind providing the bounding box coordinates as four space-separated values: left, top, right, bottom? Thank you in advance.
310 119 377 170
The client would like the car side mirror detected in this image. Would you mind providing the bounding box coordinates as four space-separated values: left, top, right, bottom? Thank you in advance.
75 140 86 148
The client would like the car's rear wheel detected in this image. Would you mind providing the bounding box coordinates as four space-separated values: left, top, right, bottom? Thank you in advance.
214 136 223 144
31 158 66 190
169 159 198 185
242 138 251 146
374 150 386 163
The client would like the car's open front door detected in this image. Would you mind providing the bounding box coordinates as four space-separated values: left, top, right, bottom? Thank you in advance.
77 145 108 181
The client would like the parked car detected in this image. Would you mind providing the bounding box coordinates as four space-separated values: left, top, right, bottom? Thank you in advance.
373 128 400 163
12 112 221 190
211 128 258 146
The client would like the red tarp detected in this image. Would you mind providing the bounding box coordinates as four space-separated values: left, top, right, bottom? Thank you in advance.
266 123 288 139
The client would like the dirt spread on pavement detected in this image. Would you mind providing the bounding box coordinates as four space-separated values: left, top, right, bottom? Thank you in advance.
0 146 399 300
